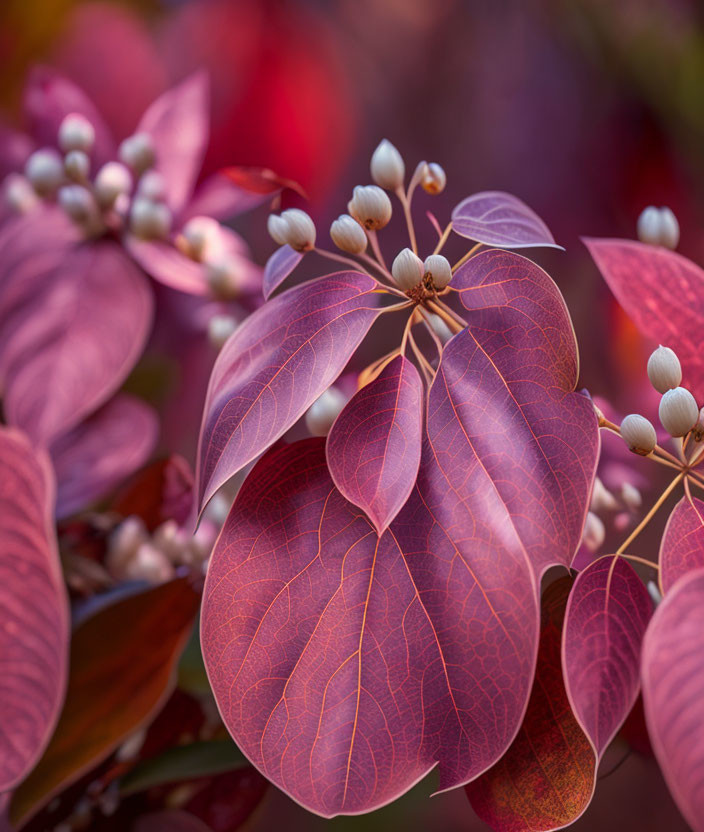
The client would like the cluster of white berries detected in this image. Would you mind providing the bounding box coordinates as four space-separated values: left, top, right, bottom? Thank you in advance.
583 476 643 553
637 205 680 250
620 344 702 454
391 248 452 292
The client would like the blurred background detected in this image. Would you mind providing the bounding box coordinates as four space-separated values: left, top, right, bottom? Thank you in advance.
1 0 700 828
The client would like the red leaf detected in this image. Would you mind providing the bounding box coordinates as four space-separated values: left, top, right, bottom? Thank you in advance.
326 355 423 532
113 455 194 532
642 567 704 831
563 556 652 756
660 496 704 595
466 577 596 832
0 427 69 792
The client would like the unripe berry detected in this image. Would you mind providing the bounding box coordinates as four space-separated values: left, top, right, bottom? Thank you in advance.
137 170 166 202
58 185 97 223
370 139 405 190
267 214 289 246
118 132 156 173
659 386 699 437
94 162 132 208
64 150 90 182
620 413 657 455
330 214 367 254
305 387 347 436
590 477 618 513
637 205 679 249
3 174 39 214
182 216 220 260
25 148 64 196
647 345 682 393
208 314 238 349
582 511 605 553
421 162 446 194
129 197 171 240
58 113 95 153
392 248 424 291
205 255 242 299
280 208 316 252
349 185 392 230
424 253 452 288
620 482 642 511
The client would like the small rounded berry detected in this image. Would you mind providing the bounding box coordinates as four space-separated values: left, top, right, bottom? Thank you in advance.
370 139 405 190
349 185 392 230
659 386 699 437
647 345 682 394
392 248 424 291
424 253 452 289
118 132 156 173
421 162 446 194
25 148 64 196
58 113 95 153
620 413 657 455
129 197 171 240
330 214 367 254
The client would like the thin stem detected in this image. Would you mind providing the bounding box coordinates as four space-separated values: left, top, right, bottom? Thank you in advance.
426 212 444 240
618 553 660 571
599 417 686 468
418 307 446 359
426 298 466 332
358 250 393 282
314 247 371 274
400 311 414 354
358 348 400 388
407 330 434 385
616 472 685 555
395 186 418 254
367 229 388 271
377 300 414 315
433 222 453 255
452 242 482 272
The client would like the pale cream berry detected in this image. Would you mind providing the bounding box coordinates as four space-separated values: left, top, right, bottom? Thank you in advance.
421 162 446 194
123 542 174 584
64 150 90 182
208 313 238 349
305 387 347 436
205 255 242 299
620 413 657 455
637 205 679 249
129 197 171 240
58 185 97 223
424 312 454 345
267 213 289 246
392 248 424 291
659 386 699 437
137 170 166 202
620 482 642 511
58 113 95 153
349 185 392 230
25 148 64 195
280 208 316 251
370 139 405 190
3 174 39 214
424 253 452 289
182 216 221 260
647 345 682 393
582 511 605 552
330 214 367 254
118 132 156 173
590 477 618 513
94 162 132 208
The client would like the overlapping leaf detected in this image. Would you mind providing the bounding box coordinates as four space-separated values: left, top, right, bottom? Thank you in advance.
584 238 704 400
0 428 69 792
642 568 704 832
563 555 652 757
203 439 539 816
262 245 303 299
51 393 159 518
660 496 704 594
327 355 423 532
452 191 561 249
10 580 199 826
466 577 596 832
196 272 381 508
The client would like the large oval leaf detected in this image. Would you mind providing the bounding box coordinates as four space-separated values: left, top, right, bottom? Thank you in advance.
584 238 704 400
451 249 599 574
466 577 596 832
326 355 423 533
563 555 652 757
51 393 159 518
451 191 561 249
660 496 704 595
0 428 69 792
2 241 154 445
196 272 380 509
10 580 199 826
203 438 539 816
642 567 704 832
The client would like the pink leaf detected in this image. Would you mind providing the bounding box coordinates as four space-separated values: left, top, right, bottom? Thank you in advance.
0 427 69 791
126 238 209 296
451 191 561 250
2 242 153 445
196 273 380 509
23 66 115 166
137 73 209 216
563 555 652 756
262 245 303 299
184 170 295 222
660 496 704 595
51 394 159 518
326 355 423 532
584 238 704 400
202 438 539 816
642 567 704 832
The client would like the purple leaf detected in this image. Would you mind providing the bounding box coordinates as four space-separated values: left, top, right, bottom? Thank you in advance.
127 238 209 296
51 394 159 518
262 245 303 299
584 238 704 400
451 191 561 250
0 427 69 791
202 438 539 816
563 555 652 756
184 171 284 222
137 72 209 216
642 567 704 832
196 272 380 509
451 249 599 574
1 241 153 445
660 496 704 595
326 355 423 532
23 66 115 166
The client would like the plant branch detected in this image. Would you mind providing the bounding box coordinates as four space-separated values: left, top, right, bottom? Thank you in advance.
616 472 685 555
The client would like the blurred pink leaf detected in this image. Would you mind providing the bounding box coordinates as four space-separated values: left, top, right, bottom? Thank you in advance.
0 427 69 791
327 355 423 532
642 567 704 832
451 191 561 250
133 810 212 832
137 72 209 216
185 169 303 222
584 238 704 400
127 238 209 296
2 241 153 445
196 272 380 509
563 555 652 756
51 393 159 518
262 244 302 299
660 496 704 594
114 455 194 532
